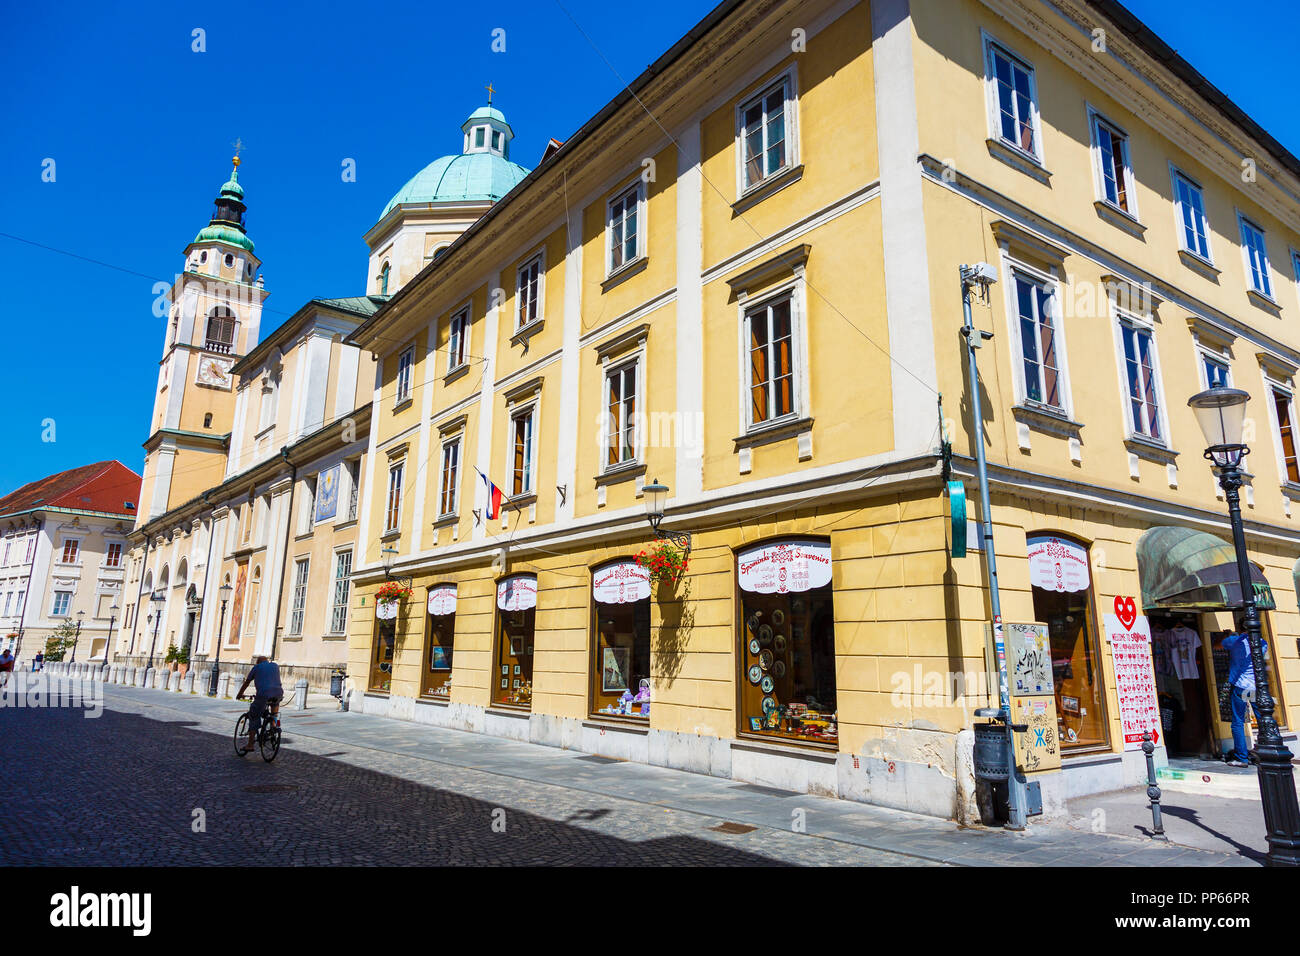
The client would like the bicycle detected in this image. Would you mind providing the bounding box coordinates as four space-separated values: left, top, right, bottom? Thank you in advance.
233 690 293 762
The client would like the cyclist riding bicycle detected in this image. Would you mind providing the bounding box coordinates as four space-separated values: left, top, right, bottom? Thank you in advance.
236 655 283 755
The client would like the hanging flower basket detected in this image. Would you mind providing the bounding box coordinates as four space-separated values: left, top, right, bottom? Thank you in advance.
635 541 689 587
375 582 412 606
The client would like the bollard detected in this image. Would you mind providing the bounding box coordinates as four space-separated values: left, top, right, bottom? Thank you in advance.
144 667 156 689
217 673 230 699
1142 731 1166 840
168 670 180 692
295 677 308 711
182 671 195 695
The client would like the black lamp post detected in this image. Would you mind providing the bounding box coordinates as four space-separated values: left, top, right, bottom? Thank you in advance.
208 583 232 697
69 610 84 663
103 603 119 671
642 479 692 556
1189 385 1300 866
145 589 165 671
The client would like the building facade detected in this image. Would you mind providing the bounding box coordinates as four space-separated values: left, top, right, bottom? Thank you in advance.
0 461 142 663
341 0 1300 821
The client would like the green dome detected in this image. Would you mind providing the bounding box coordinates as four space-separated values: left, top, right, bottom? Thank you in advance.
380 150 529 219
194 223 255 253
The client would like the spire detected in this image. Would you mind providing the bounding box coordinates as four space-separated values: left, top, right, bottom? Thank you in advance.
193 151 254 253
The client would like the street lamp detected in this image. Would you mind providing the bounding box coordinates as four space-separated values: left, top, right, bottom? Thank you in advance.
1189 385 1300 866
380 545 413 589
145 589 165 672
208 582 232 697
642 479 691 555
69 610 85 663
103 602 119 671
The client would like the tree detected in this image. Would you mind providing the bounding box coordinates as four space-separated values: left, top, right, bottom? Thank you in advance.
43 622 79 662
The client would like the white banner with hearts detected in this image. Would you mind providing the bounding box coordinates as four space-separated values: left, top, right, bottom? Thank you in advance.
1026 535 1090 593
497 574 537 611
737 539 832 594
427 585 457 616
1105 608 1161 750
592 560 650 604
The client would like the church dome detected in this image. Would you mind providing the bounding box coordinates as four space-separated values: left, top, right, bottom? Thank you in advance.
379 105 530 221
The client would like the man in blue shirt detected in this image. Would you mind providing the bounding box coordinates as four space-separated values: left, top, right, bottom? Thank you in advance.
235 656 283 755
1223 632 1265 767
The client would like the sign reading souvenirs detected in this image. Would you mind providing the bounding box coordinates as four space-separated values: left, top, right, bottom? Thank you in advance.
1007 622 1052 697
375 600 397 620
736 540 832 594
496 575 537 611
1105 601 1161 750
592 560 651 604
1026 535 1090 593
427 584 457 616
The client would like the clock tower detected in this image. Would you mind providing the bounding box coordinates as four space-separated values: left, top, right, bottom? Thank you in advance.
136 156 269 525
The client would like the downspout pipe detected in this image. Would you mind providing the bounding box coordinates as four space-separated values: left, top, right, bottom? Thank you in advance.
269 446 297 661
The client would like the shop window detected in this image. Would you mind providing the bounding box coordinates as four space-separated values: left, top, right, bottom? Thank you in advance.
423 584 457 699
369 615 395 692
1026 533 1109 750
590 560 652 719
736 539 837 745
493 574 537 708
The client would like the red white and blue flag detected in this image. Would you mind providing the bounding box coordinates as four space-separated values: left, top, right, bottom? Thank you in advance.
476 468 504 520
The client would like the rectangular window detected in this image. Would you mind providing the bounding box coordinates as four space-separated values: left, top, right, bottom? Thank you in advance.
447 306 469 371
289 558 309 635
988 40 1039 158
439 438 460 517
298 477 317 535
25 536 34 563
61 540 79 564
606 361 638 467
511 410 535 496
1274 390 1300 483
607 184 643 273
52 591 71 616
1240 215 1272 297
1092 113 1132 212
330 549 352 635
746 293 796 427
1203 354 1231 389
1120 323 1162 441
740 77 790 191
1012 271 1061 409
105 542 123 568
1173 170 1211 260
346 459 361 521
517 255 542 329
395 347 414 405
258 382 277 431
385 461 404 533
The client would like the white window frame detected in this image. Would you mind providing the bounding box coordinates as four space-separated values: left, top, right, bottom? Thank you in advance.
507 404 538 498
1087 106 1138 218
437 435 462 518
104 541 123 569
51 591 72 617
329 548 352 635
1111 309 1170 445
602 355 643 471
395 346 415 406
1238 212 1274 299
1170 165 1213 264
298 475 317 536
447 301 471 373
385 460 405 534
1262 370 1300 487
605 179 647 278
1197 349 1232 391
982 32 1045 165
737 277 810 434
515 250 545 332
60 538 80 565
1000 258 1073 417
735 69 799 197
288 557 309 636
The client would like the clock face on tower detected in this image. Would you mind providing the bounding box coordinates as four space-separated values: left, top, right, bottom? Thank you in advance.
196 356 233 390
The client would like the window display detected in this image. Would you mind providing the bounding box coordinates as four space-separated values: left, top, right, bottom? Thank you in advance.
493 574 536 707
422 584 457 699
368 616 395 693
736 540 837 745
590 559 652 719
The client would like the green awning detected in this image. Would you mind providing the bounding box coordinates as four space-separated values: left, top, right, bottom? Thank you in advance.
1136 526 1275 612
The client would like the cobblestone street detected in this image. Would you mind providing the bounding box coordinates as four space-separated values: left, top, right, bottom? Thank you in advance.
0 680 1257 866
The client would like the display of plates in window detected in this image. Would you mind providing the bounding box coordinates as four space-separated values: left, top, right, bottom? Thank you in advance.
773 659 786 678
772 609 785 625
746 612 761 633
761 696 777 714
758 624 773 645
773 634 787 654
760 675 774 694
748 664 763 684
749 638 761 655
758 649 773 670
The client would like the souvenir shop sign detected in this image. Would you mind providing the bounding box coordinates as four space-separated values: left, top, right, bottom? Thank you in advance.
1007 622 1052 697
427 585 457 616
375 600 398 620
497 575 537 611
1012 694 1061 772
1106 602 1161 750
592 560 650 604
1026 535 1090 594
737 539 832 594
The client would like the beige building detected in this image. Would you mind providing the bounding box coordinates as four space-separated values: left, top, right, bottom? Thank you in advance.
339 0 1300 821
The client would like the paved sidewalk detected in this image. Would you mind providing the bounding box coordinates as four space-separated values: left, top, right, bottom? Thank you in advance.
72 680 1254 867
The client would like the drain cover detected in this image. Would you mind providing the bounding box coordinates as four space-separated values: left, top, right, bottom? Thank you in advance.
242 784 300 794
710 821 757 835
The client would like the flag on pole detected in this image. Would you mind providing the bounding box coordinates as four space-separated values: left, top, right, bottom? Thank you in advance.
476 468 504 521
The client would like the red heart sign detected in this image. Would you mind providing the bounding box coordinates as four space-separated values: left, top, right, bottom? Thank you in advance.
1115 595 1137 630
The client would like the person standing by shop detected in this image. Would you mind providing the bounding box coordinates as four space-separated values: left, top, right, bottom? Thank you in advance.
1224 630 1266 767
32 651 43 672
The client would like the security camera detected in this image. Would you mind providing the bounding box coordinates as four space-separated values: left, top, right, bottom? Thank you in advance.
961 262 999 287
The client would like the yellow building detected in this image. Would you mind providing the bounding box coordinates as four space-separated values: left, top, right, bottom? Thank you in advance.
340 0 1300 821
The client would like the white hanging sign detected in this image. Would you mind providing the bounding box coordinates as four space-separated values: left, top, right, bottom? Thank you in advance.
1026 535 1090 594
592 560 651 604
736 539 832 594
375 600 397 620
497 575 537 611
427 585 457 616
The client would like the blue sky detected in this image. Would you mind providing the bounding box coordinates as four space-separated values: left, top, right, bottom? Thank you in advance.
0 0 1295 495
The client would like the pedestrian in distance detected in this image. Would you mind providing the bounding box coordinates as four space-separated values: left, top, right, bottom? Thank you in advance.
33 650 43 673
1223 630 1265 767
0 647 13 688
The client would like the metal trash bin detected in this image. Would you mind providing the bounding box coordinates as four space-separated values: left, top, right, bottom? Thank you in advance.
329 669 344 698
974 722 1011 781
